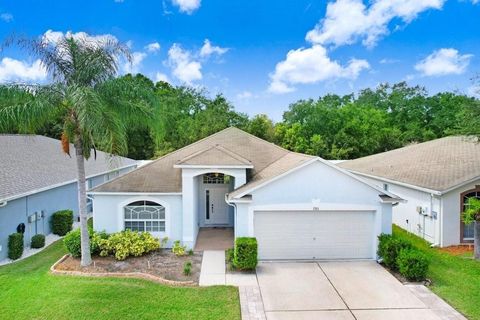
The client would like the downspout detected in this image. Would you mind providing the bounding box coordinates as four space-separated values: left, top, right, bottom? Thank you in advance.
225 194 237 239
430 193 439 247
0 200 7 207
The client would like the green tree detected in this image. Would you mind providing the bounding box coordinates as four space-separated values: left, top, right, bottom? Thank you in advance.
247 114 275 141
462 197 480 259
0 35 156 266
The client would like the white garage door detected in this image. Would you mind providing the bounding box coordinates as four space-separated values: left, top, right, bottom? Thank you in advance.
254 210 375 260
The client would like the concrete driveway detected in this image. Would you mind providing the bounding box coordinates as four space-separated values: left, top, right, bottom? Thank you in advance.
256 261 442 320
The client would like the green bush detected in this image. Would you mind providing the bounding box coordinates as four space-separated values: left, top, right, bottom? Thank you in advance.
63 228 108 258
397 249 429 281
98 230 161 260
51 210 73 236
233 237 257 270
377 234 412 270
8 233 24 260
183 261 192 276
31 234 45 249
172 240 186 256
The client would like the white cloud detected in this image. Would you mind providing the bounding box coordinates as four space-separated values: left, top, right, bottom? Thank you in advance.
306 0 445 48
414 48 473 76
155 72 170 83
167 43 202 83
172 0 201 14
268 45 369 94
114 0 124 3
236 91 253 99
471 0 479 4
200 39 228 58
42 30 118 47
145 42 161 53
0 58 47 83
0 13 13 22
379 58 400 64
122 52 147 74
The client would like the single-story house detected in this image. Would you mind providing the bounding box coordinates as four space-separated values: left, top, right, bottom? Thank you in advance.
90 127 402 260
0 135 137 261
339 136 480 247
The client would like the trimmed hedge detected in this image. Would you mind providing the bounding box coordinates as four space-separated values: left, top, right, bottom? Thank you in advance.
63 228 108 258
397 248 429 281
8 233 24 260
31 234 45 249
51 210 73 236
233 237 257 270
377 233 412 270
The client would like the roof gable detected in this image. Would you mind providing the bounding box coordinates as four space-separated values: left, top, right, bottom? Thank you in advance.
93 127 289 193
175 145 253 167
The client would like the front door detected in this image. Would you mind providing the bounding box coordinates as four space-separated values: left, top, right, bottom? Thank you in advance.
205 188 229 225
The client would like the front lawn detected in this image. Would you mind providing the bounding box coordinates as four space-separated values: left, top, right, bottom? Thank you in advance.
0 240 240 320
393 225 480 319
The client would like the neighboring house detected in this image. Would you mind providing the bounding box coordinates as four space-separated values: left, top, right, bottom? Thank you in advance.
90 127 401 260
0 135 137 261
340 136 480 247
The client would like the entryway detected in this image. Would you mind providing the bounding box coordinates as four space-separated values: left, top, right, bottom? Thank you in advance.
194 227 234 251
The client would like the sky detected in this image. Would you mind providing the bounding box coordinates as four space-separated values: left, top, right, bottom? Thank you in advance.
0 0 479 120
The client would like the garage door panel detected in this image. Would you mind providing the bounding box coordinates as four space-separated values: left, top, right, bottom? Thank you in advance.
254 211 374 260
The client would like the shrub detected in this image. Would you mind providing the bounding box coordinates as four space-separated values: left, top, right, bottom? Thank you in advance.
31 234 45 249
51 210 73 236
397 249 429 281
172 240 186 257
87 217 93 230
8 233 24 260
98 230 161 260
183 261 192 276
188 249 194 256
377 234 412 270
233 237 257 270
63 228 108 257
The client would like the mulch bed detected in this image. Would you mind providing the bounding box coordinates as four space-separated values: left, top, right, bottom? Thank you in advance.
438 245 474 256
55 249 203 284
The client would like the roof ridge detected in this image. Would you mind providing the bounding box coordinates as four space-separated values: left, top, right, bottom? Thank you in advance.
117 127 239 175
213 145 252 164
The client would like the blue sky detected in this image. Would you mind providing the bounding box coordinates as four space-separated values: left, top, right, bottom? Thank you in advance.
0 0 479 120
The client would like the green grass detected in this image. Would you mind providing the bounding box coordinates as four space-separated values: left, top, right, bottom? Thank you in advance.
0 240 240 320
393 225 480 319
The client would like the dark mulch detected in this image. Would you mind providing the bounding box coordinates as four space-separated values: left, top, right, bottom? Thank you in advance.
56 249 203 283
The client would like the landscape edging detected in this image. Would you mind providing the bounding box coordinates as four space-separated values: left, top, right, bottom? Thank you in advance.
50 254 197 287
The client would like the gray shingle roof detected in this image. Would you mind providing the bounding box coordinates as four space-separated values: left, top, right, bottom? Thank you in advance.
339 136 480 192
175 145 253 167
0 135 137 201
93 127 314 193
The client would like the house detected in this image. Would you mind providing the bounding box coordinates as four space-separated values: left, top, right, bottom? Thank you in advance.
90 127 401 260
0 135 137 261
339 136 480 247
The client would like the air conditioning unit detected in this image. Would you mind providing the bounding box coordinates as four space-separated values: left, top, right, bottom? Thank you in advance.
416 206 429 216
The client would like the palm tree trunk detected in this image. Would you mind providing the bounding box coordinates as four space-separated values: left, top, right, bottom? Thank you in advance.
475 221 480 260
75 138 92 267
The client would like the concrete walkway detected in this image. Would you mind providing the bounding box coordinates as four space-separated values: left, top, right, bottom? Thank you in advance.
199 250 226 286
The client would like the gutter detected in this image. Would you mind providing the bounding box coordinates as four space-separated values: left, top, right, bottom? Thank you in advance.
225 193 238 238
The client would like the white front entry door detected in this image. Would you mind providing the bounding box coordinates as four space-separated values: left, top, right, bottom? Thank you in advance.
205 188 229 225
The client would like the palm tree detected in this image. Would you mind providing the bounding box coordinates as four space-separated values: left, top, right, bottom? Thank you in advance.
462 197 480 260
0 35 156 266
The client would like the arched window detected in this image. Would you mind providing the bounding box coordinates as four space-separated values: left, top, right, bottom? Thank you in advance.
124 200 165 232
462 189 480 241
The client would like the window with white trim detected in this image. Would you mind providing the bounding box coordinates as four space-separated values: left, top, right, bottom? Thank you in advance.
124 200 165 232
